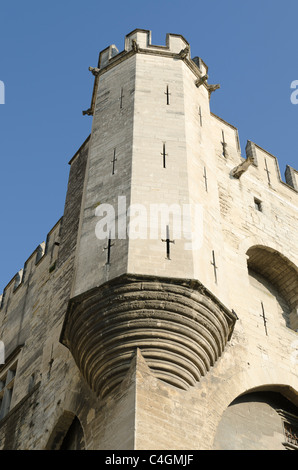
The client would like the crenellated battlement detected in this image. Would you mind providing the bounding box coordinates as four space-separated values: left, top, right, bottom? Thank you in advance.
97 29 191 70
211 113 298 196
0 218 62 311
85 29 209 116
0 29 297 451
237 138 298 193
2 30 296 310
245 141 298 192
85 29 298 201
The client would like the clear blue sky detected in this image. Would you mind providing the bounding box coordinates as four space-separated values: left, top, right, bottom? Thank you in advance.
0 0 297 293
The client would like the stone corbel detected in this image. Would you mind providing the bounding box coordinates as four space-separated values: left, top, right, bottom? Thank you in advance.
195 74 208 88
132 39 140 52
231 156 254 179
82 108 93 116
179 46 190 59
207 83 220 96
88 66 100 76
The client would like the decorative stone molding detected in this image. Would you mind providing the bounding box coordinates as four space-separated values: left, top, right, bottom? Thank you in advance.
60 275 237 398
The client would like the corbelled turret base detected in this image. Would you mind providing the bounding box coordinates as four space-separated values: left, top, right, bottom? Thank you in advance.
60 274 237 399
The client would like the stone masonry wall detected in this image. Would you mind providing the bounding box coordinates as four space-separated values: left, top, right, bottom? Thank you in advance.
0 30 297 450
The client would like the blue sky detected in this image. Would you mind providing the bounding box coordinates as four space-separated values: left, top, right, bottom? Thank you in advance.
0 0 297 292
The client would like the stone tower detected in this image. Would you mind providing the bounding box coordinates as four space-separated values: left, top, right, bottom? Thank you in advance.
0 30 297 450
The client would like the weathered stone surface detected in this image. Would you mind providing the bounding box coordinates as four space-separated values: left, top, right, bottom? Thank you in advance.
0 29 297 450
61 274 237 397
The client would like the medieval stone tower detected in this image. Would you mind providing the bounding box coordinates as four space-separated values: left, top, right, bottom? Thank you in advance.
0 29 297 450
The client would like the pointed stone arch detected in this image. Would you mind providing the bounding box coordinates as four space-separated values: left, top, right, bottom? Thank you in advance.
213 386 298 450
246 245 298 330
45 411 85 450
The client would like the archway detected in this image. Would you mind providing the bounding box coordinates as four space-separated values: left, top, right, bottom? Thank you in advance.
45 411 85 450
246 245 298 331
213 389 298 450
